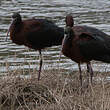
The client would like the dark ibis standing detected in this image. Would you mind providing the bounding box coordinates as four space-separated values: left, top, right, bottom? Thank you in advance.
62 14 110 86
7 12 64 80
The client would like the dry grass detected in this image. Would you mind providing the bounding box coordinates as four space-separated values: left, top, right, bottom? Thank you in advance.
0 68 110 110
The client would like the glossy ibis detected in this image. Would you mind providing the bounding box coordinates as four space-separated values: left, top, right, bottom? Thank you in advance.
62 14 110 86
7 12 64 80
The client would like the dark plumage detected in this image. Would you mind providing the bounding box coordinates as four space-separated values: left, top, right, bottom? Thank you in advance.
7 12 64 80
62 14 110 86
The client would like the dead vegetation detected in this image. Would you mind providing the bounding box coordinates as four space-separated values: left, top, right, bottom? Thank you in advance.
0 68 110 110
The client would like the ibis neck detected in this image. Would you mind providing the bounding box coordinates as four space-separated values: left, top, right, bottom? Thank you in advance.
13 17 22 25
10 19 23 45
64 29 74 46
12 18 22 30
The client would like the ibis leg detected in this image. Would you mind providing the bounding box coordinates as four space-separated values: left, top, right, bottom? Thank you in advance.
87 62 93 84
87 64 90 86
78 63 82 86
38 50 43 80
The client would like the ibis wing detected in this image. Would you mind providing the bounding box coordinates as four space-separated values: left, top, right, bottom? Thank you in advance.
77 34 110 61
25 20 64 49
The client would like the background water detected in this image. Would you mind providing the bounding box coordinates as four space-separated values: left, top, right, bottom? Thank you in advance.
0 0 110 75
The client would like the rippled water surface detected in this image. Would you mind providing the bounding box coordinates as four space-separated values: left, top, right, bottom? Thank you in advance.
0 0 110 75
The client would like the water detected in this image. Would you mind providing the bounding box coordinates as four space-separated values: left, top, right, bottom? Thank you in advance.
0 0 110 75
